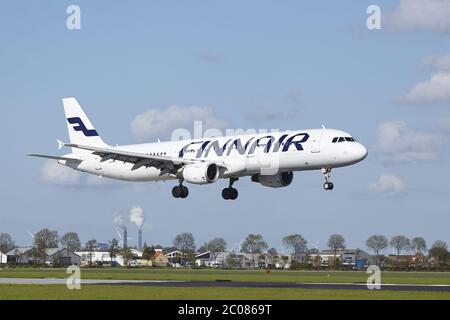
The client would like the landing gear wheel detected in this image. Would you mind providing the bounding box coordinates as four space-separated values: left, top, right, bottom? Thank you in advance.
222 178 239 200
222 188 230 200
222 187 238 200
229 188 238 200
323 182 334 190
172 186 181 198
172 180 189 199
180 186 189 198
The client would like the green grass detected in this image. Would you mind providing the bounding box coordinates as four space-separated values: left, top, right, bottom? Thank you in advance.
1 268 450 285
0 284 449 300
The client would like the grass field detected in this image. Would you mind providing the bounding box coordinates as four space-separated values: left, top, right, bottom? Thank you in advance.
0 284 449 300
1 268 450 285
1 268 449 300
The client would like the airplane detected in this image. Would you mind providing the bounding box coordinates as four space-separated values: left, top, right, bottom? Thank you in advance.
29 98 368 200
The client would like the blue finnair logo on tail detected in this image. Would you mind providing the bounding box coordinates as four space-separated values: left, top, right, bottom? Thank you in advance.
67 117 99 137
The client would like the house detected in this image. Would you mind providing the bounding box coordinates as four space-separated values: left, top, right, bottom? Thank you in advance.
76 251 113 267
387 253 417 269
195 251 212 267
76 249 143 267
151 250 169 267
317 249 374 268
7 247 81 266
260 253 292 269
213 252 255 269
6 247 34 264
165 250 183 266
195 251 232 267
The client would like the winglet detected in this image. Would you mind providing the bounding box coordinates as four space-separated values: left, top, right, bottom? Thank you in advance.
57 140 65 150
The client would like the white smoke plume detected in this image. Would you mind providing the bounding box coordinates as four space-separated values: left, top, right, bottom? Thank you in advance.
113 214 126 229
129 206 145 230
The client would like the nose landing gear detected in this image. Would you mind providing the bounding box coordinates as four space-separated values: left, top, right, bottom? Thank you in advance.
322 168 334 190
172 179 189 199
222 177 239 200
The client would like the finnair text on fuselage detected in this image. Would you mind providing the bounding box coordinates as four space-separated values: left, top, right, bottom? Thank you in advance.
178 132 309 158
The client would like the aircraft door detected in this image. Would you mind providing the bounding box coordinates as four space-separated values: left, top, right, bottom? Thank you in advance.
311 132 322 153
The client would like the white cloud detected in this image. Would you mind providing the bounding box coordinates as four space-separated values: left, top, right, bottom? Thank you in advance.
130 105 228 141
387 0 450 34
369 173 405 196
374 121 442 163
40 160 115 187
396 73 450 104
40 160 81 187
422 54 450 72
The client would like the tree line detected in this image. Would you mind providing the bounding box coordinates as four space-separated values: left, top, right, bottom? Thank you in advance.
1 230 448 268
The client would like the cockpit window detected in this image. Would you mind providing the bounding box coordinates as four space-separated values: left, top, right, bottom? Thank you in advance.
333 136 357 143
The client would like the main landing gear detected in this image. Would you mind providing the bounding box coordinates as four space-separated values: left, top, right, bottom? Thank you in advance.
222 178 239 200
322 168 334 191
172 179 189 199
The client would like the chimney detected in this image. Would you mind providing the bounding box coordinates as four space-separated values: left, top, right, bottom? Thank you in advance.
138 229 142 250
123 227 128 248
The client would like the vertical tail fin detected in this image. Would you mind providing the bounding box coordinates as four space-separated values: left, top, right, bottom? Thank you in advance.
63 97 108 153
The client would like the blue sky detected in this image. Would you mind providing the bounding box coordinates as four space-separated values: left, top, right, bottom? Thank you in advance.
1 1 450 253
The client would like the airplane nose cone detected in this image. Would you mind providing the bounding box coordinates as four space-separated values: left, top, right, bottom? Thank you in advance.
355 143 368 161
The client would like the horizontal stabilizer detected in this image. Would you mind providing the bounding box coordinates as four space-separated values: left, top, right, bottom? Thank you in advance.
27 154 80 161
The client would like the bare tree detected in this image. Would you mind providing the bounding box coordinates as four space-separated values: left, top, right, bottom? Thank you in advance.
389 235 410 255
241 234 268 268
0 233 15 253
34 228 59 265
85 239 97 267
410 237 427 253
204 238 227 263
60 232 81 252
267 248 279 267
173 232 196 266
431 240 448 250
282 234 308 261
366 235 388 264
429 241 449 267
225 252 243 269
108 238 120 265
327 234 346 267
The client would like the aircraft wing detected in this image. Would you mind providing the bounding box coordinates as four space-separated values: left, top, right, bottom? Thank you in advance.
27 154 81 162
64 143 225 173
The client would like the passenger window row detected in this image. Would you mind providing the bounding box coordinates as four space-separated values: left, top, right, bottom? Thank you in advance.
332 137 356 143
149 152 167 156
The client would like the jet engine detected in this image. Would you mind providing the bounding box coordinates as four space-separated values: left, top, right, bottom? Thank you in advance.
251 171 294 188
182 163 219 185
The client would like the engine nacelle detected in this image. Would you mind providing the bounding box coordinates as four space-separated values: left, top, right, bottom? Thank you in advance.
182 163 219 185
251 171 294 188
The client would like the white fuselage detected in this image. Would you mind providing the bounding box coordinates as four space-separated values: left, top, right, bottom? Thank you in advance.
60 128 368 183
